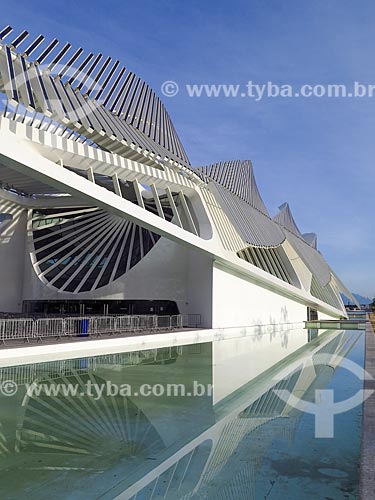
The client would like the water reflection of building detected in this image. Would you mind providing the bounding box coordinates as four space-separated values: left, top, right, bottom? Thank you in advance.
0 347 183 386
0 422 8 457
0 329 361 498
115 329 359 500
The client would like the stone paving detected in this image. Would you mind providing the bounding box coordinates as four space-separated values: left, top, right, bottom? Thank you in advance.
359 314 375 499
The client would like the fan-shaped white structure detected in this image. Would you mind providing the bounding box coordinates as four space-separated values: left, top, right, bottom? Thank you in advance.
17 372 164 459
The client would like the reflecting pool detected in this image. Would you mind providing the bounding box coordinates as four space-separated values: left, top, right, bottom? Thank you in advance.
0 327 364 499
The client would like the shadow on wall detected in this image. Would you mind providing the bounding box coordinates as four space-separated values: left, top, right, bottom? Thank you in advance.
246 306 292 347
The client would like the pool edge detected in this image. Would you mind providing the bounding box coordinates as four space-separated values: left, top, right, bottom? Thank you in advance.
0 322 306 368
359 316 375 500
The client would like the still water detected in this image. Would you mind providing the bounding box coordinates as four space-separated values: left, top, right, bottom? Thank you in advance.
0 327 364 499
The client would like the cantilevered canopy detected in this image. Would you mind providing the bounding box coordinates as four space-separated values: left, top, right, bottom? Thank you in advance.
195 160 285 247
0 24 189 171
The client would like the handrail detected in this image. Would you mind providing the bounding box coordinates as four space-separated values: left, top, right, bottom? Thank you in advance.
0 314 183 343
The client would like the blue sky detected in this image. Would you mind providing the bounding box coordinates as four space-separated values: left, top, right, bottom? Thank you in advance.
2 0 374 297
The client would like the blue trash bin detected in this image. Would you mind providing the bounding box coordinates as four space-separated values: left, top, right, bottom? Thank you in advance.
79 358 88 369
80 319 89 337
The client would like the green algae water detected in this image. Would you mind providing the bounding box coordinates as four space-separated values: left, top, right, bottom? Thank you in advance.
0 327 364 499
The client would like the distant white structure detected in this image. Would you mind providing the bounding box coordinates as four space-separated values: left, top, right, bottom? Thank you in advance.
0 25 356 326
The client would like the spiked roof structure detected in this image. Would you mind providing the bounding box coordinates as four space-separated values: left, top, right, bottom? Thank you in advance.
303 233 318 249
195 160 285 247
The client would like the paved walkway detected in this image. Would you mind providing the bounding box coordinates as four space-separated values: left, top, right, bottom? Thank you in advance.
359 314 375 499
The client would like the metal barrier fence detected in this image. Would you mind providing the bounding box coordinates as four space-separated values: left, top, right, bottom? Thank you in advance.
0 314 183 343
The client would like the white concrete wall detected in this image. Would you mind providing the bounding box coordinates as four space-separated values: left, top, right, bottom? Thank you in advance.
186 250 213 328
212 262 308 328
0 209 26 312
